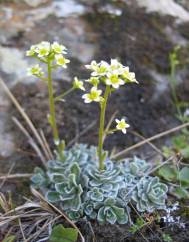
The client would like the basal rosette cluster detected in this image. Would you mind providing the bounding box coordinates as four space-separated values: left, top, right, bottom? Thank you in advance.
31 144 168 224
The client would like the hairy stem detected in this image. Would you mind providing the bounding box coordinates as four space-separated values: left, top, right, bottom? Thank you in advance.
47 59 60 144
98 86 110 171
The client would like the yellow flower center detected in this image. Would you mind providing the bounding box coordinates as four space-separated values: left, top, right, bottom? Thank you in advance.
38 48 49 56
90 90 99 100
110 75 119 84
118 121 126 129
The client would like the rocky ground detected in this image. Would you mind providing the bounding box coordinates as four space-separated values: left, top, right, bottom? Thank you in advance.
0 0 189 233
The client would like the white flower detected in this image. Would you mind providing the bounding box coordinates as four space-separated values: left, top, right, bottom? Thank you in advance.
85 60 109 77
110 59 122 70
106 73 125 88
115 118 130 134
121 66 129 76
92 61 109 76
35 41 50 58
100 60 110 68
55 54 70 68
121 67 138 83
26 45 37 56
85 77 99 86
85 60 98 70
73 77 85 91
82 87 102 103
51 42 67 54
27 64 44 77
126 72 138 83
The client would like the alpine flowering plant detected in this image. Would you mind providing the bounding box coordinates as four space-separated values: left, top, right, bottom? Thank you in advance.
26 41 85 160
27 41 168 225
82 59 137 170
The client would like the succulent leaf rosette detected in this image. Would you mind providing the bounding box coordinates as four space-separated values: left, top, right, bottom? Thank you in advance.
130 156 151 176
96 198 128 225
132 177 168 212
54 173 83 211
88 161 124 198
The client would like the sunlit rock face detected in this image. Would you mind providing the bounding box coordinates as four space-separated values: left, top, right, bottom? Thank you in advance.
23 0 49 7
0 47 30 85
176 0 189 11
52 0 86 17
135 0 189 22
0 91 15 158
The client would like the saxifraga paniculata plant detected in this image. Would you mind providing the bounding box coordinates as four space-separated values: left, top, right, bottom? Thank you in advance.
27 41 85 160
28 41 168 225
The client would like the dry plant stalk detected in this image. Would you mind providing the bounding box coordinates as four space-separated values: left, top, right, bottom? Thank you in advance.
0 188 85 242
112 121 189 160
0 77 52 165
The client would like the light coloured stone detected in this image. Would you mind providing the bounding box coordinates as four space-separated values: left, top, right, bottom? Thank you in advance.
99 4 122 16
0 90 15 157
24 0 48 7
0 131 15 157
0 46 30 85
136 0 189 22
52 0 86 17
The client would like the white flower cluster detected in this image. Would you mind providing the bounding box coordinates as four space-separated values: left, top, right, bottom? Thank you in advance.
86 59 138 88
82 59 138 104
81 59 135 135
26 41 70 77
162 202 185 229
